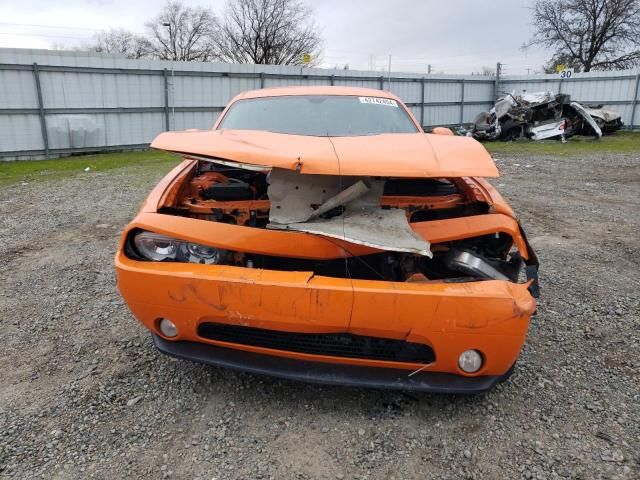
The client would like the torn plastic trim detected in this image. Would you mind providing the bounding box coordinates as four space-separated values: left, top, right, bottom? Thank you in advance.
526 265 540 298
517 222 540 298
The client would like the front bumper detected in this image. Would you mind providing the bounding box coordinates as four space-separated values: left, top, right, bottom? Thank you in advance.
152 334 502 394
116 248 536 384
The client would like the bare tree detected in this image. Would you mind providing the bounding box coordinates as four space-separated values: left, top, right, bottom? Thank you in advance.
529 0 640 71
541 52 584 73
216 0 323 65
88 28 152 59
145 1 219 61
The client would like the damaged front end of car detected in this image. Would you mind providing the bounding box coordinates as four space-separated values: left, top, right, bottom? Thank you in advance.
140 157 539 292
115 126 539 394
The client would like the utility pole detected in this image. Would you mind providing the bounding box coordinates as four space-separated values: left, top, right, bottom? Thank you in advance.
494 61 502 100
427 64 432 75
387 54 392 90
162 22 175 130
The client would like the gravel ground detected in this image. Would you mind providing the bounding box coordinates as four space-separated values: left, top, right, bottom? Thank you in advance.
0 151 638 479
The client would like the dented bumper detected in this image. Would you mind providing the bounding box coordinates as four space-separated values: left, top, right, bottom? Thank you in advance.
116 248 536 381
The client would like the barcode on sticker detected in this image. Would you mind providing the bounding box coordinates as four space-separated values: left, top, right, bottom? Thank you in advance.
358 97 398 107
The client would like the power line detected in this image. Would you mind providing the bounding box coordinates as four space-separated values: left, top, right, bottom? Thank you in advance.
0 32 93 40
0 24 145 43
0 21 145 35
0 22 102 32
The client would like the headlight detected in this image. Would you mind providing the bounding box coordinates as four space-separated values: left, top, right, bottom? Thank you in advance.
132 231 225 265
458 349 483 373
158 318 178 337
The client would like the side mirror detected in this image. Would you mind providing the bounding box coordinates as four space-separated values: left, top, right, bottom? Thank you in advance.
431 127 454 136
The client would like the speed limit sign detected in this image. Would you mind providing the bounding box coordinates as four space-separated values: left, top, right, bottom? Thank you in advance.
559 68 574 79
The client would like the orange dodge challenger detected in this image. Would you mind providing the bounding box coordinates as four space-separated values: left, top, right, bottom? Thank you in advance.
116 86 539 394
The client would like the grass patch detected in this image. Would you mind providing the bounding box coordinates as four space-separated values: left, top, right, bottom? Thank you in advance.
2 132 638 186
484 131 640 156
0 150 179 186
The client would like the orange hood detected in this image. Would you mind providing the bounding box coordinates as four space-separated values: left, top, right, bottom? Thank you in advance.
151 129 498 178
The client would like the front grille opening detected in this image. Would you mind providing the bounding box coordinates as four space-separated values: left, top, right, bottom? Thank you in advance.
197 322 435 364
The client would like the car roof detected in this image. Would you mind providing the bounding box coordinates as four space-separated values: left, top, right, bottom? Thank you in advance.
232 86 402 101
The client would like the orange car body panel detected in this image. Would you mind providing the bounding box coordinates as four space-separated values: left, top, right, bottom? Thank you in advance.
116 86 537 384
116 251 534 376
151 130 498 179
126 210 529 262
411 214 529 260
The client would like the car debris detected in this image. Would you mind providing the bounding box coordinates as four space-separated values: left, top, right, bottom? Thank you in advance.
470 91 622 141
266 169 432 256
116 86 540 394
581 105 625 133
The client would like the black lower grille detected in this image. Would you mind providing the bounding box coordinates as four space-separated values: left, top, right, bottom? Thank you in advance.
197 323 435 364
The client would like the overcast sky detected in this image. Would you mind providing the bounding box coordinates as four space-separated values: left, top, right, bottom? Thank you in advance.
0 0 547 74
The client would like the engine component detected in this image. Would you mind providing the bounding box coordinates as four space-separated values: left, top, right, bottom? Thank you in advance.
383 178 457 196
201 178 255 201
444 249 510 281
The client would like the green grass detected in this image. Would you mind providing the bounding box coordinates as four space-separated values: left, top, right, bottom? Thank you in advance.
1 132 638 186
0 150 179 186
484 131 640 156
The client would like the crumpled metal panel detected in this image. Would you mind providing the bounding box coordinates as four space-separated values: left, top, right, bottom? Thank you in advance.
269 208 432 257
570 102 603 138
266 168 432 257
266 169 345 224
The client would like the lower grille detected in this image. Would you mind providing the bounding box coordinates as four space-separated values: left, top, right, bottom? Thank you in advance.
197 323 435 364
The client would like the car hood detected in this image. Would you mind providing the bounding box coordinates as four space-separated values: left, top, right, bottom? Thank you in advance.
151 129 498 178
582 106 621 122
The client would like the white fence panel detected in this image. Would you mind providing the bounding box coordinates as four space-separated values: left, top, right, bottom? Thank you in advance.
0 48 638 160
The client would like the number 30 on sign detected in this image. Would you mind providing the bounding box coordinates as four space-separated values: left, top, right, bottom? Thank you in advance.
556 65 574 79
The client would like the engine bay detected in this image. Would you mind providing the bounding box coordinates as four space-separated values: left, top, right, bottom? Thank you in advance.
148 159 536 287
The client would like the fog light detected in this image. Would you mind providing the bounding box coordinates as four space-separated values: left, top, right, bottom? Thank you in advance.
158 318 178 338
458 350 483 373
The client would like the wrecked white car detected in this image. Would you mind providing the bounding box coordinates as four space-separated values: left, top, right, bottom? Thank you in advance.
471 91 622 141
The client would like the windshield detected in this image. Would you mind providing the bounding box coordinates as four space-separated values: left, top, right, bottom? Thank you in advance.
217 95 419 136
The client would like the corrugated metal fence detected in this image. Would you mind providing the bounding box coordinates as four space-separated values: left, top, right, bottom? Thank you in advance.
1 48 638 160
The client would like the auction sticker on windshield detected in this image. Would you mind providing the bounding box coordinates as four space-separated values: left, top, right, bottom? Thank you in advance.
358 97 398 107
